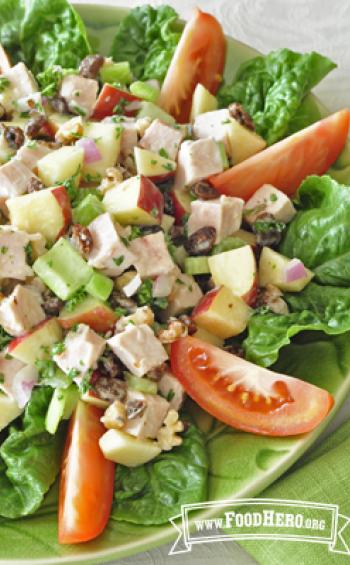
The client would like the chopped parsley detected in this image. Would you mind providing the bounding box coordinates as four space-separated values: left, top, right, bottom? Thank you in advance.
150 159 158 165
136 279 168 310
270 193 278 202
64 289 88 312
150 207 159 218
166 389 175 401
61 168 102 207
253 218 286 234
159 148 169 159
35 359 71 388
121 226 142 246
162 162 174 171
115 125 123 139
113 97 128 115
115 306 128 317
0 372 4 384
79 370 93 394
0 326 11 351
51 341 65 355
25 242 34 265
0 246 8 254
0 77 10 93
113 255 125 266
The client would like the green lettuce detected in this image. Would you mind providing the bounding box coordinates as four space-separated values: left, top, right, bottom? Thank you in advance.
110 5 180 82
0 387 65 519
245 283 350 367
111 419 208 525
281 175 350 280
20 0 91 74
218 49 335 145
0 0 24 64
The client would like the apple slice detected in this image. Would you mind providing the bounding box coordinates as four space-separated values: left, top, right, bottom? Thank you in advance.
208 245 257 305
103 175 164 226
171 187 192 224
0 393 22 432
225 119 266 164
7 185 72 242
192 286 251 339
134 147 176 182
8 318 63 365
37 146 84 187
193 327 224 347
259 247 314 292
58 295 117 333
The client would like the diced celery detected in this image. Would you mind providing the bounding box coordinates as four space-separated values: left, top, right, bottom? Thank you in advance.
130 80 159 103
72 194 104 226
85 271 114 301
217 141 229 169
100 61 133 84
137 101 176 125
211 236 246 255
125 372 157 395
184 256 210 275
33 238 93 300
45 385 79 435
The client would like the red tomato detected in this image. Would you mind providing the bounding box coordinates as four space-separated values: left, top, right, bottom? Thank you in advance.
171 337 333 436
92 84 141 120
159 9 226 123
58 401 115 544
209 109 350 200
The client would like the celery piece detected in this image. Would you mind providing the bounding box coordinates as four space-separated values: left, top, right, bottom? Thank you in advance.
130 80 159 103
72 194 104 226
100 61 133 84
184 256 210 275
85 271 114 301
137 101 176 125
125 372 157 395
211 236 246 255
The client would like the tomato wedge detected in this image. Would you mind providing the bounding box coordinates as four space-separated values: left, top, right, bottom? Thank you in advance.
58 401 114 544
171 337 333 436
92 84 141 120
159 9 226 123
209 109 350 200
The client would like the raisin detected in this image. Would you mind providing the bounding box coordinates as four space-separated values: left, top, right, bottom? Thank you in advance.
26 177 45 193
42 289 64 316
4 125 25 150
170 225 186 246
185 226 216 256
109 290 137 313
79 54 105 79
192 181 220 200
164 190 175 215
50 96 69 114
97 350 123 379
25 114 53 140
93 374 127 402
228 102 255 131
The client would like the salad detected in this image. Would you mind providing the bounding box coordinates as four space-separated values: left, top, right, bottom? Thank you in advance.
0 0 349 547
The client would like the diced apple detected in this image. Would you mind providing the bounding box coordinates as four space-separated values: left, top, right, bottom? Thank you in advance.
8 318 63 365
171 187 192 224
192 286 251 339
208 245 257 304
37 146 84 187
82 122 121 180
259 247 314 292
193 327 224 347
7 185 71 243
134 147 176 182
225 119 266 164
99 428 161 467
58 295 117 333
190 83 218 121
0 393 22 432
103 175 164 226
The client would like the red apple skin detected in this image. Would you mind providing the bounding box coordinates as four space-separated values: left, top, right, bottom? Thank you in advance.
59 306 117 333
148 171 176 184
92 84 141 120
138 175 164 223
51 185 72 238
192 287 219 320
241 276 258 306
8 318 53 352
171 188 192 224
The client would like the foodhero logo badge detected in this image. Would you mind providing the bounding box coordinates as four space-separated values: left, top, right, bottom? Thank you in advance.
168 499 350 556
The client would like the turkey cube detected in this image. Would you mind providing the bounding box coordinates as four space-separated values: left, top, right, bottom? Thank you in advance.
158 370 185 411
0 159 37 201
107 323 168 377
0 228 34 280
60 75 98 118
188 195 244 243
88 212 136 276
193 108 231 147
244 184 297 225
15 142 52 171
166 273 203 317
176 138 224 187
0 63 37 112
54 323 105 376
124 389 170 439
130 231 175 278
120 118 138 158
0 284 45 336
140 119 184 160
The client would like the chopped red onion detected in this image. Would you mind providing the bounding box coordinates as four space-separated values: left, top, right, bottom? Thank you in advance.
76 137 102 163
12 366 38 408
285 258 307 282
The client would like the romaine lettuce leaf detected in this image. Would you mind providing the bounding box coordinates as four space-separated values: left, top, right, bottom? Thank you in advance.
281 175 350 277
20 0 91 74
218 49 335 145
0 387 65 519
244 283 350 367
0 0 24 64
110 5 180 82
111 419 208 525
